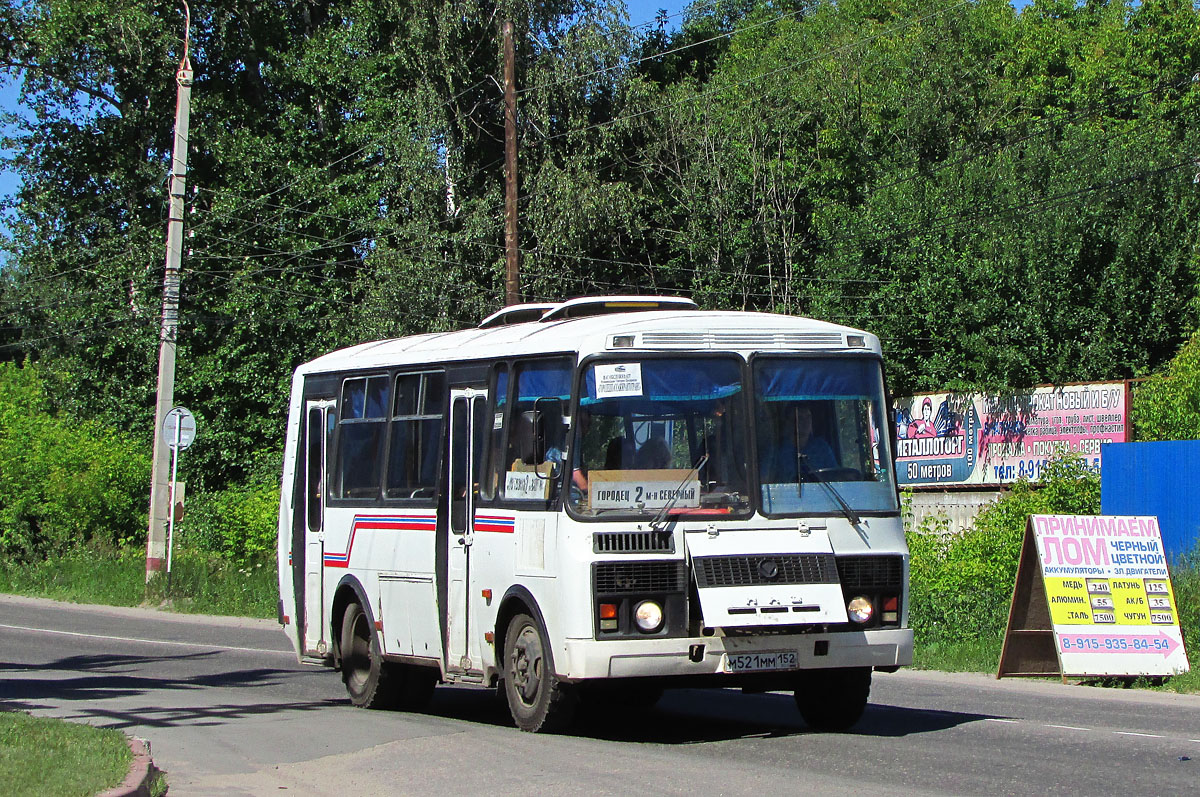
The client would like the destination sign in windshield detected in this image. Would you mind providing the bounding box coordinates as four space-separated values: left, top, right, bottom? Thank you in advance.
588 469 700 510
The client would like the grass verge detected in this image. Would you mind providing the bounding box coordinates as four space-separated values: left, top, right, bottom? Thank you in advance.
0 547 277 619
0 711 130 797
912 637 1003 673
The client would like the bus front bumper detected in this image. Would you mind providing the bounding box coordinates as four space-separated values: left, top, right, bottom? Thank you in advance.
561 627 913 681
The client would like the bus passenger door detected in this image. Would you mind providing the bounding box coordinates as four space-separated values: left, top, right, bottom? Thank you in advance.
445 388 487 673
303 400 334 655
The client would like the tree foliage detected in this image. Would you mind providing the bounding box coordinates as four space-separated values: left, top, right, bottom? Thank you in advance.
1132 330 1200 440
0 0 1197 492
0 362 150 561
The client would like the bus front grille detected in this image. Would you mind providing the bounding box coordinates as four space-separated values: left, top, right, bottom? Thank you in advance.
693 554 839 587
835 555 904 590
593 561 688 594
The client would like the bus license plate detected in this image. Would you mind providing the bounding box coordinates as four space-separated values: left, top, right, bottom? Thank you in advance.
725 651 798 673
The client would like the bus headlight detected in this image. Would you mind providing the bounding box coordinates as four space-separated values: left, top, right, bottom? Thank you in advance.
634 600 664 632
847 596 874 625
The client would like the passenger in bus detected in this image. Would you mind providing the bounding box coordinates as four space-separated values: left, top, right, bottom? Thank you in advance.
637 433 673 469
604 435 634 469
761 404 836 481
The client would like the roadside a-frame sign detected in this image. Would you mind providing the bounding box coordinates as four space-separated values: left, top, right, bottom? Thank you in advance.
998 515 1190 680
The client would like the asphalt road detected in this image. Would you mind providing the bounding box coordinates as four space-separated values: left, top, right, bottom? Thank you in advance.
1 593 1197 796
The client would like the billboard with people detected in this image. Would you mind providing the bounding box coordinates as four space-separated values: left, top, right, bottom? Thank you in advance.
894 382 1129 487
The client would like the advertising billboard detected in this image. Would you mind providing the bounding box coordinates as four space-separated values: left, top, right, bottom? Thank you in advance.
894 382 1129 488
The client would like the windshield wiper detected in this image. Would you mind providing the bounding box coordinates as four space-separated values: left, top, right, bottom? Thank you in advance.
798 455 861 526
648 453 709 532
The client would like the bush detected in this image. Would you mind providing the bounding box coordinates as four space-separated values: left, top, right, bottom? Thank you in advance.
1132 331 1200 441
176 481 280 566
0 362 150 562
907 455 1100 646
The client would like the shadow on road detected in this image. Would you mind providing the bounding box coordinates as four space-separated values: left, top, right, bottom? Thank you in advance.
0 651 343 729
420 685 996 743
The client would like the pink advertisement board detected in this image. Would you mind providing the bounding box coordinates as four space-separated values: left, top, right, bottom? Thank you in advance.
894 382 1129 487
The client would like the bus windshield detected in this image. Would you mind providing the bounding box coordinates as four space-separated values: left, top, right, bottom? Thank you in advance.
569 357 751 518
753 357 898 516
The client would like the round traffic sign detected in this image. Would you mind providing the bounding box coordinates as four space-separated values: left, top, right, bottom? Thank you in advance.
163 406 197 450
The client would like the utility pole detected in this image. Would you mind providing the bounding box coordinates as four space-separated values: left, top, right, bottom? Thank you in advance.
147 3 193 582
503 19 519 306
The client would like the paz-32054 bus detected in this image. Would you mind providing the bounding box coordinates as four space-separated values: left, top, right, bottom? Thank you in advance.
277 296 911 732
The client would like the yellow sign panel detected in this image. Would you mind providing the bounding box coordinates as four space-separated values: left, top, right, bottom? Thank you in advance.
1043 576 1177 627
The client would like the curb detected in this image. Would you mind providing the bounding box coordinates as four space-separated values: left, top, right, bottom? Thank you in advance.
97 737 160 797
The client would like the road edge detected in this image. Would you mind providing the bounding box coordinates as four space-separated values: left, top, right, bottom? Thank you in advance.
96 737 160 797
0 591 279 630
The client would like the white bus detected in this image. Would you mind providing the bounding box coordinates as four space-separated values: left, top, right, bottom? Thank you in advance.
277 296 912 733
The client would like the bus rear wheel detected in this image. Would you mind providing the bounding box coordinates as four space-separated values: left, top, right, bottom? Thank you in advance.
340 601 398 709
502 613 577 733
794 667 871 732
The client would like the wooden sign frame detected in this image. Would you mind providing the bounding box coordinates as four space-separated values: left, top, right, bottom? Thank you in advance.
997 522 1061 679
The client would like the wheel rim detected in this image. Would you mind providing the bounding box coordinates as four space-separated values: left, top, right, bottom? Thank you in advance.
509 623 543 707
346 612 371 691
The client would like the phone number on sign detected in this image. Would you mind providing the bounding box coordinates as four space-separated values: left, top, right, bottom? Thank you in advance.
1061 637 1170 652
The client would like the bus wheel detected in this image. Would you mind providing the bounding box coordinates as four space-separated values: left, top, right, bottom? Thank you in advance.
502 613 577 733
793 667 871 732
340 601 397 709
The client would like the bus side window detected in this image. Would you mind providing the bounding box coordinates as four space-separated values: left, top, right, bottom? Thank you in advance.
385 371 445 501
305 406 325 532
335 375 389 500
502 358 572 503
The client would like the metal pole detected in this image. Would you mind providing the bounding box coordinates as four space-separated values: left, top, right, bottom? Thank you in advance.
147 5 193 582
167 409 181 590
503 19 519 306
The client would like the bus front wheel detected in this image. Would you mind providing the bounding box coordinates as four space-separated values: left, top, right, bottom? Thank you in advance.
793 667 871 732
502 613 577 733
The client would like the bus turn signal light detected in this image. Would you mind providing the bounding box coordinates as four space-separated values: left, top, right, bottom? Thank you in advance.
882 596 899 624
599 603 618 631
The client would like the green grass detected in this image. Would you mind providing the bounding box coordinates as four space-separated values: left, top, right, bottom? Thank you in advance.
0 711 131 797
0 547 277 619
913 636 1004 673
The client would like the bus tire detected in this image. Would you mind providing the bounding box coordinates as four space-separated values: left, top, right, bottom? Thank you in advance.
502 613 577 733
794 667 871 732
340 601 397 709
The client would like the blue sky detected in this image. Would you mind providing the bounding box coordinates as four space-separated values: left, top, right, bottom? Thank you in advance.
0 80 24 202
626 0 693 28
